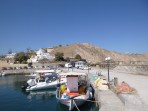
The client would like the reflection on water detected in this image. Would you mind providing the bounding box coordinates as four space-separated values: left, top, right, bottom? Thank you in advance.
0 75 99 111
26 90 56 100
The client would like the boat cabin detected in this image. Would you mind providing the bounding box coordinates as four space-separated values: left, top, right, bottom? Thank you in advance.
67 75 78 92
59 72 87 95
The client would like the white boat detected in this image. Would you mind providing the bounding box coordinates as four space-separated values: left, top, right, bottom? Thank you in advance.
0 72 8 76
26 69 56 79
56 72 93 110
25 74 66 91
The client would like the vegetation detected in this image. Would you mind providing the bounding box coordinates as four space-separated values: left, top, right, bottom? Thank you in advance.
54 52 64 61
65 57 70 62
75 54 82 60
22 61 28 64
26 48 36 58
0 55 5 59
14 52 29 63
38 58 50 63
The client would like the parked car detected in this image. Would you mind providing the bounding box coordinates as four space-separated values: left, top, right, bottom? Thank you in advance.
28 66 33 69
65 63 72 68
78 66 84 69
79 66 91 70
16 66 22 69
1 67 7 70
7 67 13 70
23 66 28 69
58 64 64 68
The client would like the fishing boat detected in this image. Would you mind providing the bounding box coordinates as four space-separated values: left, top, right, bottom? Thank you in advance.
56 72 93 110
25 74 66 91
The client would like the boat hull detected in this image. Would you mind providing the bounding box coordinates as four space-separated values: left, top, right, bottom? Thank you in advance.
56 88 92 110
26 81 58 91
57 95 89 111
58 99 86 107
26 79 66 91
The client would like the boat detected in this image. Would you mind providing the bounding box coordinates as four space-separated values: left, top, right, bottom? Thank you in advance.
25 73 66 91
56 72 93 110
0 72 8 77
26 69 57 79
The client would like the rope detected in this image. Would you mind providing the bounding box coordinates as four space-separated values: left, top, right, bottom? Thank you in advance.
72 99 98 111
73 99 80 111
74 99 98 103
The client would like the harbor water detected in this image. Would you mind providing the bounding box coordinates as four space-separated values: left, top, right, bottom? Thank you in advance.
0 75 99 111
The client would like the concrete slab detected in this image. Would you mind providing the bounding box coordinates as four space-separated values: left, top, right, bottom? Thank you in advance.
118 93 146 111
95 89 124 111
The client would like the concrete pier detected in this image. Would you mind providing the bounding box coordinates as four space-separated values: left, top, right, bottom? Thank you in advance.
87 71 146 111
96 90 124 111
87 72 123 111
118 93 146 111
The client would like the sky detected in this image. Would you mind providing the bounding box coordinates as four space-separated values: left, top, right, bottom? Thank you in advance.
0 0 148 55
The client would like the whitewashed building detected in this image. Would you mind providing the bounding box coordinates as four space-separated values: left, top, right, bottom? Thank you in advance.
28 48 54 63
75 61 86 68
47 47 54 53
5 53 16 59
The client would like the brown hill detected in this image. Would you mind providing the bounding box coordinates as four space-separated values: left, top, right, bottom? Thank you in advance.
50 43 148 64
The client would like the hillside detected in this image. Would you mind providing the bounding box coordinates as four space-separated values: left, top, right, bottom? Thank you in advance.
50 43 148 64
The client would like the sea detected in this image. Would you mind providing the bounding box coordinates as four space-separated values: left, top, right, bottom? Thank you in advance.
0 74 99 111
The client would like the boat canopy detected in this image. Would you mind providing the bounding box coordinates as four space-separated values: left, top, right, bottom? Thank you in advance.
59 72 87 76
35 70 55 73
41 74 58 78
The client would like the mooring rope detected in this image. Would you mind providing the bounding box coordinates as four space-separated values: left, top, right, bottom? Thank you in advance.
72 99 98 111
73 99 80 111
74 99 98 103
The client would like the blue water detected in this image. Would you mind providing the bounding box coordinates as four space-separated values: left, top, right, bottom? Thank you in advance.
0 75 99 111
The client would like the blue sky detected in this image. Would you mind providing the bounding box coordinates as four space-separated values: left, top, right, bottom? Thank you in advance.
0 0 148 55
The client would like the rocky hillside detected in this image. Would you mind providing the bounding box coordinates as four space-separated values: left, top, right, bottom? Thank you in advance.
50 43 148 64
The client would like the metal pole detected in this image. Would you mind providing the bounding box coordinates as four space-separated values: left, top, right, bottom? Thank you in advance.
88 64 89 73
108 63 110 82
114 77 118 87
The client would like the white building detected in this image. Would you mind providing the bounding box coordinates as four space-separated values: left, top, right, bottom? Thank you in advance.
5 53 16 59
28 48 54 63
75 61 86 68
47 47 54 53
